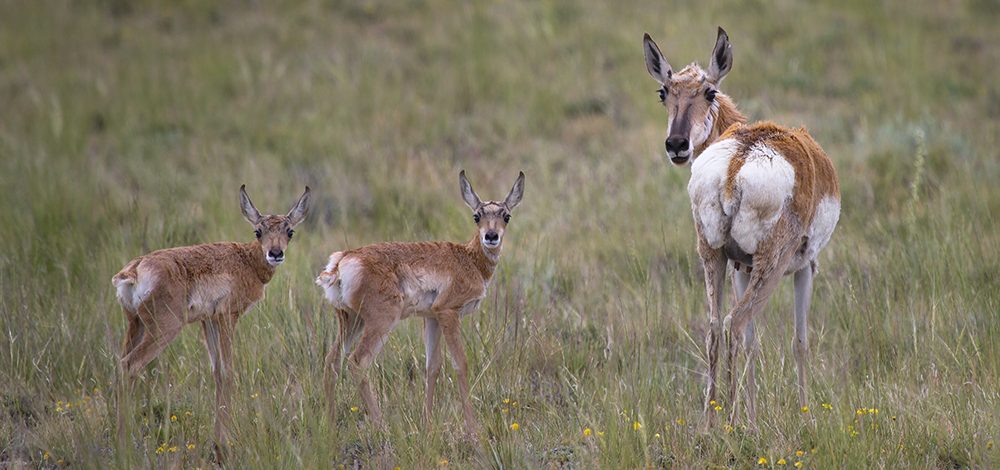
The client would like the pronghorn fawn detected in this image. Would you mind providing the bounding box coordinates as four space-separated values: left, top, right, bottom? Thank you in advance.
112 185 310 451
316 170 524 438
643 28 840 427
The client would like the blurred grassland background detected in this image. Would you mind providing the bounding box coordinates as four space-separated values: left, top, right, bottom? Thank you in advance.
1 0 998 467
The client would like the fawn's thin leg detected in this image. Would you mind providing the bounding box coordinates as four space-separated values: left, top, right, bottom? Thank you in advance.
347 308 398 429
324 310 363 423
422 318 443 428
793 264 814 409
203 316 237 449
733 269 757 424
439 312 478 439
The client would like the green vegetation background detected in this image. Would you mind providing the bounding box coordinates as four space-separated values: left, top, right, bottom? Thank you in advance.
1 0 998 467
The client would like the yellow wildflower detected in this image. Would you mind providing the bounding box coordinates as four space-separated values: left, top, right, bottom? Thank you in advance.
250 392 259 399
502 408 509 414
156 446 164 455
724 424 734 433
986 441 993 450
438 458 449 466
821 403 832 410
632 421 642 431
758 457 768 465
510 422 519 431
654 433 661 439
43 452 50 460
597 431 605 437
795 450 804 457
709 400 717 406
168 446 179 453
675 417 685 426
170 415 177 422
778 458 787 465
583 428 592 437
350 406 360 413
794 462 803 468
187 443 195 450
800 406 809 413
502 398 511 405
185 411 193 417
714 405 722 411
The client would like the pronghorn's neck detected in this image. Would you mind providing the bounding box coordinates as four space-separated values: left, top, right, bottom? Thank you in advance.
242 239 277 284
466 234 500 281
694 93 747 157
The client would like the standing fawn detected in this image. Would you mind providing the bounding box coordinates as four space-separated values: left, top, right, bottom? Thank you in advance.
112 185 310 448
316 170 524 438
643 28 840 426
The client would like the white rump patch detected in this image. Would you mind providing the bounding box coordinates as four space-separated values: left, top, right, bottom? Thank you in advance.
689 138 739 249
728 143 796 254
114 267 157 311
804 196 841 261
316 252 363 310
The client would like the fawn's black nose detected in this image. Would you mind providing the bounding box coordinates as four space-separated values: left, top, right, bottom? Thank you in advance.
665 136 690 155
269 249 284 259
484 231 499 243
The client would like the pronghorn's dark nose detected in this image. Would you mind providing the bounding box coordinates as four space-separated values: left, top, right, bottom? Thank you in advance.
269 249 284 259
484 231 499 243
666 136 689 154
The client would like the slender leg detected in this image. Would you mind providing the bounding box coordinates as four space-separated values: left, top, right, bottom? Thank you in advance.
203 316 237 450
697 233 727 429
724 220 801 425
347 310 398 429
422 318 443 428
121 304 184 377
324 310 363 423
117 312 143 445
733 269 757 424
439 312 479 439
793 264 814 408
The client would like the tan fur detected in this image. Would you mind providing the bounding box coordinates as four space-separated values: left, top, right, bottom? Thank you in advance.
318 171 524 438
112 186 309 455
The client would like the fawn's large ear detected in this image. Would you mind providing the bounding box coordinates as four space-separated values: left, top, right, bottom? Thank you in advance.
240 184 262 225
503 171 525 210
459 170 482 211
707 27 733 84
286 186 311 227
643 33 672 86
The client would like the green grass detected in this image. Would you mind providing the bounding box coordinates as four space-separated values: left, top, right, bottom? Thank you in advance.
2 0 999 467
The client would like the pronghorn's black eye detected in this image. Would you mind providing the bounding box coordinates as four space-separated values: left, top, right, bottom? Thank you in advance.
705 88 717 102
473 213 481 223
503 214 511 223
287 229 294 239
657 88 667 103
254 229 262 239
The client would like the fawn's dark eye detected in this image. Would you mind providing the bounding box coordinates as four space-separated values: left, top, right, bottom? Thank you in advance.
473 213 481 223
254 229 262 239
705 88 717 102
503 214 511 223
287 229 294 239
657 88 667 103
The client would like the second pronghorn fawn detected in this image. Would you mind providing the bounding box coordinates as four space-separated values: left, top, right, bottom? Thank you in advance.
112 185 310 450
643 28 840 427
317 170 524 437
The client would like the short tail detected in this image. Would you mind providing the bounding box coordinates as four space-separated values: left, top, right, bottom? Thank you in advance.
112 259 141 310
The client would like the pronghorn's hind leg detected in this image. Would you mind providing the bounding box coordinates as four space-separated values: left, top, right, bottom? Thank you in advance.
732 269 758 425
347 300 400 429
793 262 815 409
696 231 727 431
723 215 802 425
324 309 363 423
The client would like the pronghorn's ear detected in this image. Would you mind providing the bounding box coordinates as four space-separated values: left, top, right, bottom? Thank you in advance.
459 170 482 211
503 171 525 210
707 26 733 84
239 184 262 225
643 33 672 86
286 186 311 227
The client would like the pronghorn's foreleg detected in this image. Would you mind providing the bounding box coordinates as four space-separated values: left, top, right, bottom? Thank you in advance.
324 310 363 423
439 311 479 439
724 217 801 424
697 231 727 428
732 269 757 424
422 318 443 429
793 263 814 409
203 315 237 454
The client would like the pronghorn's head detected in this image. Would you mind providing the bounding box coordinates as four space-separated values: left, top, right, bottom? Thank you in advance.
644 27 733 165
459 170 525 256
239 185 311 267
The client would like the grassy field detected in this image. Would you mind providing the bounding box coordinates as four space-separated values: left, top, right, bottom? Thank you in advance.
2 0 999 467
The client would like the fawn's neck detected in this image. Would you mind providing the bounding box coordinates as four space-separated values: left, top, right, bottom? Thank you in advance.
466 234 500 281
243 240 276 285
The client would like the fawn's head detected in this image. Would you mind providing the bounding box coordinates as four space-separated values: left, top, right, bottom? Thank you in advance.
644 27 734 165
239 185 311 267
459 170 525 256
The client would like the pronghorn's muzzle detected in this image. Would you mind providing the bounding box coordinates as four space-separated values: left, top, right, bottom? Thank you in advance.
666 136 691 164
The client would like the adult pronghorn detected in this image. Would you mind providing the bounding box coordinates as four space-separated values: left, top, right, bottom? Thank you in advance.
316 170 524 438
643 27 840 425
112 185 310 449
